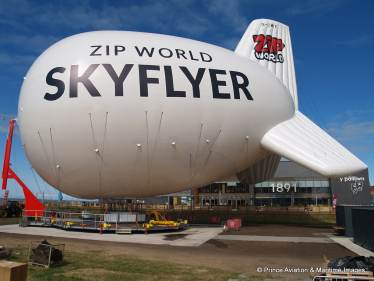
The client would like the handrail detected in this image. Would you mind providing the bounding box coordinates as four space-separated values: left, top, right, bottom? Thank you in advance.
128 206 139 228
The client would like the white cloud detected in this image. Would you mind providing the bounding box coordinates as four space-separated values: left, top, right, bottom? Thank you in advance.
1 35 60 54
326 110 374 152
335 35 373 47
0 124 9 134
329 121 374 141
347 144 374 152
285 0 344 16
0 53 36 66
219 37 241 51
0 0 249 44
0 112 16 120
205 0 249 33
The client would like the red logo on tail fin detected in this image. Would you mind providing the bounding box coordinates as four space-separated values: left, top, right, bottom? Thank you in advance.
253 35 285 63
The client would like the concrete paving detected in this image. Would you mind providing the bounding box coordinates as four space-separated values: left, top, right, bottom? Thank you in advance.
1 224 373 257
214 234 374 256
0 224 223 247
214 235 334 243
330 237 374 256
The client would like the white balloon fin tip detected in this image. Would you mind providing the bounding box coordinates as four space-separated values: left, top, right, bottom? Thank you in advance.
261 110 367 178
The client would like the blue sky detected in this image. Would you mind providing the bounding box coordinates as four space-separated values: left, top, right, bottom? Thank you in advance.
0 0 373 200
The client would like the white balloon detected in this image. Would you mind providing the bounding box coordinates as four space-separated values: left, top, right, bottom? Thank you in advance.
18 19 366 199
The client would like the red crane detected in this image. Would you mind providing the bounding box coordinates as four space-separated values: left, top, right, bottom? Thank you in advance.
2 119 45 216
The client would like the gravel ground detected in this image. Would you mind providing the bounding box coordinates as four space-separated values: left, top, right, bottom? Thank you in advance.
0 224 357 280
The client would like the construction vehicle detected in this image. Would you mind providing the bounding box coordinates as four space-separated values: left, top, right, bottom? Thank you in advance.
0 201 24 218
143 210 188 229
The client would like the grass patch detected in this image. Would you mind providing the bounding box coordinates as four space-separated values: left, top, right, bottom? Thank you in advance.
0 216 23 225
7 246 293 281
9 247 244 281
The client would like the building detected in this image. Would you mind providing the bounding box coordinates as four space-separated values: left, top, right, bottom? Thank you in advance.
144 161 370 207
193 161 371 207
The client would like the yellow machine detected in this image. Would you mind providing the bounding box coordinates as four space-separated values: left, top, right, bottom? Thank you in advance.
145 210 188 228
149 220 180 227
150 210 161 221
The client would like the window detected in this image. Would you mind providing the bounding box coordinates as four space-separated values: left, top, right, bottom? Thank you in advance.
226 185 236 193
298 187 307 193
276 181 284 188
311 187 329 194
236 183 246 193
321 181 329 187
268 181 275 189
262 187 271 193
314 181 322 187
211 183 220 193
315 187 329 193
306 181 314 187
237 199 246 206
255 187 264 193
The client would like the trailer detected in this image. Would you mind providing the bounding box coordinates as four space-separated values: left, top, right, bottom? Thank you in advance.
19 209 189 234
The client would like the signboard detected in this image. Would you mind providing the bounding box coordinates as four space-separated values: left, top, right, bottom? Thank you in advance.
270 183 297 193
208 216 220 224
186 215 195 222
332 196 338 209
330 170 370 205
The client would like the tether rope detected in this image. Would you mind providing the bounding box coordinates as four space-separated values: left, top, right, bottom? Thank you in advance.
38 131 57 183
89 112 102 197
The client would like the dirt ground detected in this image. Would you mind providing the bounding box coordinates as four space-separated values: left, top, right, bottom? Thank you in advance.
0 224 357 280
220 224 335 237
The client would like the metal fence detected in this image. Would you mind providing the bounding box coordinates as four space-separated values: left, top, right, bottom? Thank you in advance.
39 202 336 216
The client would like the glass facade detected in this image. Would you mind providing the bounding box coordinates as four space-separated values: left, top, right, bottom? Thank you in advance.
197 181 251 207
197 179 331 207
253 179 330 206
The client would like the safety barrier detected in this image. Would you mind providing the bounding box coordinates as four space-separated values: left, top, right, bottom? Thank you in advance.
20 203 336 216
20 209 144 233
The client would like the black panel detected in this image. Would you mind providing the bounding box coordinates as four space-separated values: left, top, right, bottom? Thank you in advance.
352 208 374 251
336 205 374 237
330 169 370 206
